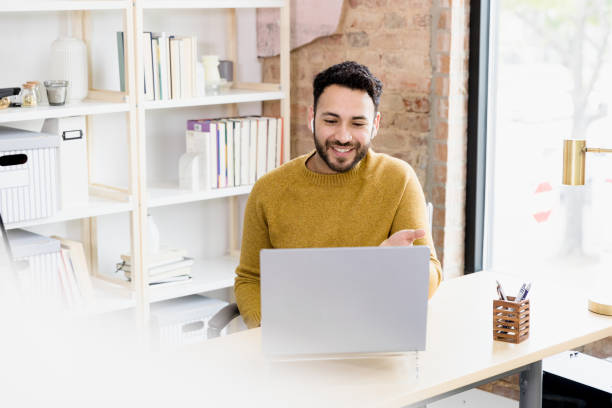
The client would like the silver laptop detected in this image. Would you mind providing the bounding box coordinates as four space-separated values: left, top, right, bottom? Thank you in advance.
260 246 430 359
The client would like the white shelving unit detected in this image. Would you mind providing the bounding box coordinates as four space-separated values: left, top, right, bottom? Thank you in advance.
0 100 130 123
147 183 252 208
1 3 142 317
131 0 291 320
2 0 290 323
0 1 130 12
5 196 134 230
143 88 284 110
149 255 238 303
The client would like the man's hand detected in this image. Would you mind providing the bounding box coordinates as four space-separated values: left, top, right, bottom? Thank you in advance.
380 229 426 247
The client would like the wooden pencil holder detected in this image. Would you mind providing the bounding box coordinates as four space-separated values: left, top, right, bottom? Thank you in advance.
492 296 530 344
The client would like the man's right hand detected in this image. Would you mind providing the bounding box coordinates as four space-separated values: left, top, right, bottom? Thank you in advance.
380 229 425 247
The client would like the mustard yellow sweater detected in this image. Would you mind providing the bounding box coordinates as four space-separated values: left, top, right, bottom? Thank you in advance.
234 150 442 329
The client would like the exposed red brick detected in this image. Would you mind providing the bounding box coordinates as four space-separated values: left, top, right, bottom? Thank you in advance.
346 31 370 47
384 12 407 29
434 142 448 162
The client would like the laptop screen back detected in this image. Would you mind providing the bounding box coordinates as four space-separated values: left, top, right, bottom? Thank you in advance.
260 246 430 358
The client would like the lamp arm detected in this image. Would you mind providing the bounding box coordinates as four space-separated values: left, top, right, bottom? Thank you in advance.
585 147 612 153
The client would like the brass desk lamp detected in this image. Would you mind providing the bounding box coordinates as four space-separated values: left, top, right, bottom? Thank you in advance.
563 139 612 315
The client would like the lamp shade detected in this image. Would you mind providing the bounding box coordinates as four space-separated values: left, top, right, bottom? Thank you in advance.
562 139 586 185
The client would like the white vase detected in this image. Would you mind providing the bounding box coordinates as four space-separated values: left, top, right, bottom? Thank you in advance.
50 36 88 102
146 213 161 254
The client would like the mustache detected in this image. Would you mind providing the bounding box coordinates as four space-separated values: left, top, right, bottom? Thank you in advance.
327 141 357 148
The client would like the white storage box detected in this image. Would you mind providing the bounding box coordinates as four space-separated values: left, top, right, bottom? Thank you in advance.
42 116 89 209
150 295 229 348
0 126 60 224
7 229 62 304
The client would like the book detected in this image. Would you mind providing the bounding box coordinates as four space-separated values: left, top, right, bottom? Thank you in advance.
276 117 284 167
124 266 192 282
230 119 241 186
266 117 277 173
240 118 250 185
152 32 170 100
58 248 78 309
142 31 154 101
209 121 218 188
248 118 257 184
190 35 198 97
120 247 187 268
225 119 235 187
180 37 192 99
169 37 181 99
120 257 194 275
255 117 268 180
149 274 192 286
116 32 126 92
126 272 192 286
152 37 161 99
52 236 94 304
216 120 227 188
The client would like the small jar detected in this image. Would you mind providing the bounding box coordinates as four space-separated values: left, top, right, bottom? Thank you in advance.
21 83 38 107
26 81 44 104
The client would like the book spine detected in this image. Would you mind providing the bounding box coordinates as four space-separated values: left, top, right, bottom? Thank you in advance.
116 32 125 92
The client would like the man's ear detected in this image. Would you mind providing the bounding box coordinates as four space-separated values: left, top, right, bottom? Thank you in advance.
308 106 315 132
371 111 381 139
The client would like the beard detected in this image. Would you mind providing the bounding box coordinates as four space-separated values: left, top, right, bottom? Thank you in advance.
313 128 370 173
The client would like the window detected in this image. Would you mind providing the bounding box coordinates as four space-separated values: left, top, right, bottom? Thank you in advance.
468 0 612 285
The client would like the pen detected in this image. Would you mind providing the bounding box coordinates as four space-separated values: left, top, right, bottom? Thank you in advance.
516 283 527 302
496 280 507 301
519 282 531 301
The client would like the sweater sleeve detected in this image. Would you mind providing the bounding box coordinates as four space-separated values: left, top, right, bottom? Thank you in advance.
234 185 271 328
389 166 443 299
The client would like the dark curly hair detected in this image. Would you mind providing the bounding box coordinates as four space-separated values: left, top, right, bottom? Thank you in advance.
313 61 383 112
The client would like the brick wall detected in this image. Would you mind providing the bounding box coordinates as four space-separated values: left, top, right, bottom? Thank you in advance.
262 0 468 271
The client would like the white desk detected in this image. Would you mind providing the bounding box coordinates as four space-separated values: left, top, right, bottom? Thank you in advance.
170 271 612 407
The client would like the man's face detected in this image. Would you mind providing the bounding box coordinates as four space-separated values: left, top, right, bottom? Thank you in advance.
309 84 380 174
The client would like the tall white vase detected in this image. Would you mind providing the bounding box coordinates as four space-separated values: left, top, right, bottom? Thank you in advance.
50 36 88 102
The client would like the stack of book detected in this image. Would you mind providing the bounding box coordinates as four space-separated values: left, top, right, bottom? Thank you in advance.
117 248 194 286
117 31 204 101
186 116 284 189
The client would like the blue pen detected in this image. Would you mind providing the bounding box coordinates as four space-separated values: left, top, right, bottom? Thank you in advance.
515 283 527 302
519 282 531 301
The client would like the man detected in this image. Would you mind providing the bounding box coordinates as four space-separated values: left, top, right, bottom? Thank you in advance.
235 61 442 329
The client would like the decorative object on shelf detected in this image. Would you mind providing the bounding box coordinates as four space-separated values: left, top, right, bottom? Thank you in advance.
195 61 206 97
201 55 221 95
562 139 612 316
146 213 161 255
219 60 233 89
25 81 44 104
179 153 200 192
42 116 88 209
21 83 38 107
44 80 69 106
49 29 88 102
0 97 9 110
0 87 21 99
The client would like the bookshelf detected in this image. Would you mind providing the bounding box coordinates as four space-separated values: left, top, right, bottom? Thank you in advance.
1 0 290 326
132 0 291 325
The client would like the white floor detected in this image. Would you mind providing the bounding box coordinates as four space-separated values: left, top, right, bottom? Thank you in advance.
428 389 518 408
